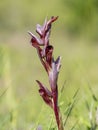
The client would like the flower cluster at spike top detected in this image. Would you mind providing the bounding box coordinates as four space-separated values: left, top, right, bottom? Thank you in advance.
28 16 64 130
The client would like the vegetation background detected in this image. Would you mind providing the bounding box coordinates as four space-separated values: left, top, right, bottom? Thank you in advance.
0 0 98 129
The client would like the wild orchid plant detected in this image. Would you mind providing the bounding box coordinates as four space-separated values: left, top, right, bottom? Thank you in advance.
28 16 64 130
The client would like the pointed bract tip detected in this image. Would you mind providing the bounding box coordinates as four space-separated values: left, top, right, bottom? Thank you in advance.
28 31 34 37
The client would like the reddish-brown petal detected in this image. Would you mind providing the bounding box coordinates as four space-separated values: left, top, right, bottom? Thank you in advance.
36 80 53 108
46 16 58 33
48 16 59 24
28 31 44 47
45 45 54 67
36 80 52 97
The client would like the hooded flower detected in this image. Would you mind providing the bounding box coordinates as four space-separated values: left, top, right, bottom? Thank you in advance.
49 56 61 92
36 80 53 108
28 31 43 47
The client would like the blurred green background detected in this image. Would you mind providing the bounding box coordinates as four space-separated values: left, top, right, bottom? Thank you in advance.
0 0 98 129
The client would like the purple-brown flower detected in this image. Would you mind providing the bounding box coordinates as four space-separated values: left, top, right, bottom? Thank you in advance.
28 16 58 73
28 16 64 130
